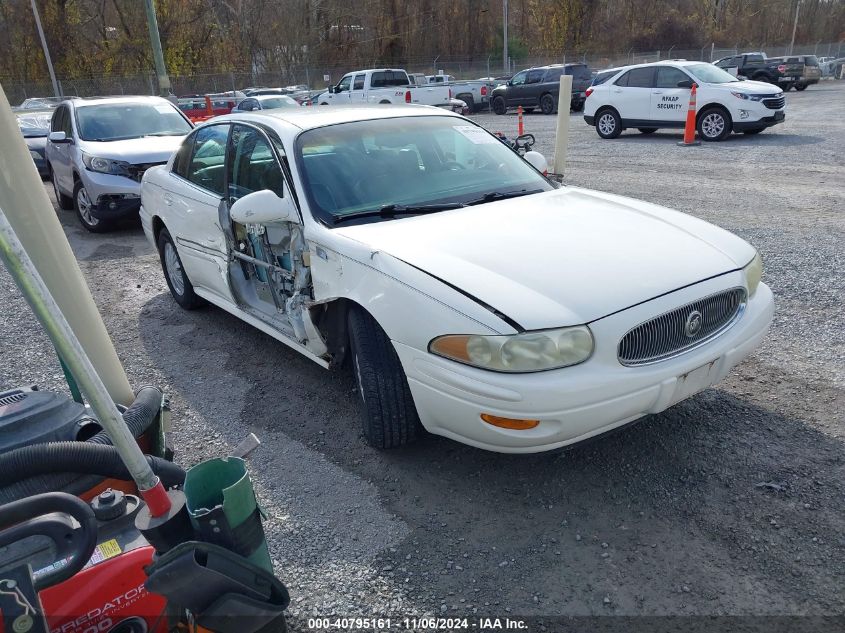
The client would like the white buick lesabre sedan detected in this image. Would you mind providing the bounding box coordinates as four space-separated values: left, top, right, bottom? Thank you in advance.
140 105 773 453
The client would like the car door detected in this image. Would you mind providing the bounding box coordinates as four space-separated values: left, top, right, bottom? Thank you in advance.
505 70 529 106
351 73 367 103
331 74 353 104
650 66 691 124
522 69 546 106
48 105 73 193
609 67 655 121
164 123 232 301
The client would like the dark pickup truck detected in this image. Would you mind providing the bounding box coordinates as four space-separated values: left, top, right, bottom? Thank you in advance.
768 55 822 90
490 63 592 115
714 52 803 88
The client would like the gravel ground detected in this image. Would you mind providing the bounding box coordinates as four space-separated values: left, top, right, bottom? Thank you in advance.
1 81 843 630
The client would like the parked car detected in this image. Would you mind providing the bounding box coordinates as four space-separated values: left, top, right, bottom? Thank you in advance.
490 63 593 115
316 69 451 107
828 57 845 78
234 95 301 111
46 96 193 232
15 109 53 178
409 73 497 112
177 92 245 122
584 60 785 141
140 105 773 453
16 96 73 110
713 52 802 88
767 55 821 90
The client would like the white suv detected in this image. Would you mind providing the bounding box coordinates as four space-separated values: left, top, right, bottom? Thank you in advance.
583 60 786 141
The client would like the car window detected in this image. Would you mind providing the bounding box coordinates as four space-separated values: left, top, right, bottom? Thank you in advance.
510 70 528 86
591 70 618 86
186 124 229 195
804 56 819 66
370 71 409 88
616 67 654 88
227 124 285 202
746 54 764 63
576 66 592 79
50 106 65 133
544 68 563 82
258 96 298 109
172 133 195 179
353 74 365 90
655 66 690 88
336 75 352 92
526 70 545 84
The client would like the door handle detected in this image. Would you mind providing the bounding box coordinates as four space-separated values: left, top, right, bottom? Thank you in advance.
163 193 173 206
613 89 622 93
653 91 664 94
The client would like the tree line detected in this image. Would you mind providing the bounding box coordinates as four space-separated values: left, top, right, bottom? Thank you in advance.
1 0 843 85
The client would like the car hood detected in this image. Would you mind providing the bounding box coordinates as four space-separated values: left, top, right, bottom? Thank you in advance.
716 79 782 94
77 136 185 164
334 187 755 330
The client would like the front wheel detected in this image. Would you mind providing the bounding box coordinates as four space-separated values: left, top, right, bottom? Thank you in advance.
74 181 111 232
348 307 421 449
540 93 556 115
696 107 731 142
157 228 206 310
595 109 622 139
491 96 506 115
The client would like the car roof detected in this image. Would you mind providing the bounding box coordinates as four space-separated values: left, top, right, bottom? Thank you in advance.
65 95 174 107
252 94 296 101
208 104 462 131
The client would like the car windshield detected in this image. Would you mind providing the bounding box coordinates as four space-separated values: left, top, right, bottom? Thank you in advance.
75 102 192 141
16 112 52 137
592 70 620 86
260 96 298 109
297 116 553 225
685 63 739 84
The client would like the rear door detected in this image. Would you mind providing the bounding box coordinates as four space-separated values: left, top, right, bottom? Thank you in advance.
164 123 232 301
610 67 655 120
650 66 691 124
351 73 367 102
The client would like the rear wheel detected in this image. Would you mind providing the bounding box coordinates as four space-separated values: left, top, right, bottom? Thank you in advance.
491 96 506 115
74 181 111 232
157 228 206 310
794 83 807 91
595 108 621 139
696 106 731 142
637 127 658 134
540 93 556 115
50 166 73 210
570 96 584 112
348 307 421 449
456 94 475 112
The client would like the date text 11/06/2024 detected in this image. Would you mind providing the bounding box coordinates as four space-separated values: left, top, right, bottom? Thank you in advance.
306 617 529 630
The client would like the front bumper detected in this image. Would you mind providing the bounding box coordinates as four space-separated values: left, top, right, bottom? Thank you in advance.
396 274 774 453
733 110 785 131
80 170 142 220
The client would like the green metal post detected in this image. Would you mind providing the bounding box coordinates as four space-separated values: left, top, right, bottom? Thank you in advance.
144 0 172 97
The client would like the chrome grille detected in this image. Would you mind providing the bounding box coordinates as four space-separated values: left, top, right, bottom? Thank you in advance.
762 95 785 110
618 288 746 366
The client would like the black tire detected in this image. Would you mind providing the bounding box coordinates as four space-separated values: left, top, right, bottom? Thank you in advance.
637 127 658 134
456 94 475 112
491 96 506 115
794 83 807 91
595 108 622 139
73 180 112 232
348 307 421 449
50 165 73 210
742 127 765 135
696 106 732 142
570 96 584 112
157 228 206 310
540 93 556 115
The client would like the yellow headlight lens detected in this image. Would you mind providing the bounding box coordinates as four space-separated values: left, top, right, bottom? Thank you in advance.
744 252 763 297
430 326 594 373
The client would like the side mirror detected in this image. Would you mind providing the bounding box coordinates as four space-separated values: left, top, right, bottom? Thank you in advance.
523 151 548 175
230 190 295 225
677 79 694 89
48 131 70 143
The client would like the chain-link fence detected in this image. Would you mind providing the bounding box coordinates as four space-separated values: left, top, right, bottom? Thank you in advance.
3 41 843 105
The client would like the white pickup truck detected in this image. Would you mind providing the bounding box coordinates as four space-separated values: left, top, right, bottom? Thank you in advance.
317 69 452 107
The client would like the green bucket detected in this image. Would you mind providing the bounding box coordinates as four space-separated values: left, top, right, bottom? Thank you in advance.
183 457 272 573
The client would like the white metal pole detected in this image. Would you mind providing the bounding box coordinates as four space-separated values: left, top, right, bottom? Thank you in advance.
30 0 60 98
552 74 572 176
0 83 134 406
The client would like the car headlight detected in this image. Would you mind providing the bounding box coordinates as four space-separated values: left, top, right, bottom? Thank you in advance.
429 326 594 372
82 153 131 176
743 251 763 297
730 91 764 101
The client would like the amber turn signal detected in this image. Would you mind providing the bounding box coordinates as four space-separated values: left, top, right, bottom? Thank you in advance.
481 414 540 430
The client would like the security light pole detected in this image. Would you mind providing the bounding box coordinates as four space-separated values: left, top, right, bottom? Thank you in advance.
503 0 508 75
788 0 801 55
144 0 172 97
30 0 60 98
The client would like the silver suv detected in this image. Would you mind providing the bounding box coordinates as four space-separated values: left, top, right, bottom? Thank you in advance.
46 96 193 232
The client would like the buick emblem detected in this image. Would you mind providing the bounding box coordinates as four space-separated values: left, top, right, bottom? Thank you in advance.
684 310 703 337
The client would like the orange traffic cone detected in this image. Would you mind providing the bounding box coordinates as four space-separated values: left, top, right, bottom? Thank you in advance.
517 105 524 136
678 83 700 146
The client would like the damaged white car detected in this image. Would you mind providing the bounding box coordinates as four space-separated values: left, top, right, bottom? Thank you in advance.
140 106 774 453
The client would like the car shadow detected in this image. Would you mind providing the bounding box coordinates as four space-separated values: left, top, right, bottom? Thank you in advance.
137 289 845 613
612 131 826 146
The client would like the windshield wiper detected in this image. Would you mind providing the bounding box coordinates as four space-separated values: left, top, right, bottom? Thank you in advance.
333 202 465 224
464 188 543 206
